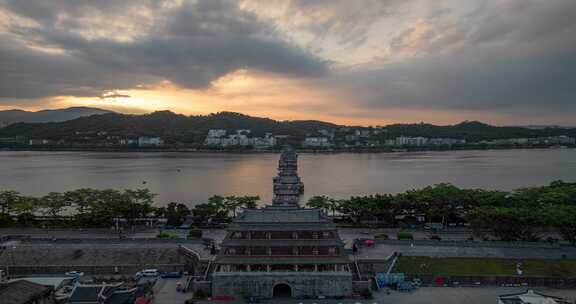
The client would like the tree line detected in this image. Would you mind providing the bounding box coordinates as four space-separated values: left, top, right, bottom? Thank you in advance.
0 188 258 229
1 181 575 243
306 181 576 243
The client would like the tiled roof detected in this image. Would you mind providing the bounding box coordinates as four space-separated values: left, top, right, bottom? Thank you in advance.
220 239 344 247
498 290 572 304
214 256 351 264
0 280 53 304
69 286 102 302
69 283 123 303
105 288 139 304
235 208 331 223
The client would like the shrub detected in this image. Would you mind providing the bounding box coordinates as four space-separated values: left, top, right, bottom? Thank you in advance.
193 290 209 299
430 235 441 241
397 232 413 240
188 229 203 239
359 288 372 299
157 232 178 239
0 214 14 227
375 233 389 240
72 249 84 259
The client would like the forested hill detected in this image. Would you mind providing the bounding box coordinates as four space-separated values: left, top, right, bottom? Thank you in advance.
383 121 576 142
0 107 110 126
0 110 574 143
0 111 338 142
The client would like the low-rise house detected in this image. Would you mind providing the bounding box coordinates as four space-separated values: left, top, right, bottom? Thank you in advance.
137 137 164 147
498 290 572 304
207 129 227 138
395 136 429 146
68 283 140 304
428 138 466 145
118 138 138 145
302 136 331 147
0 280 54 304
28 139 52 145
204 129 276 149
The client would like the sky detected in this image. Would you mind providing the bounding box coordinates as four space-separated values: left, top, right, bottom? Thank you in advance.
0 0 575 126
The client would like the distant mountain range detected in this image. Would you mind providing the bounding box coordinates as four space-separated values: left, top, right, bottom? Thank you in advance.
0 110 574 143
0 107 111 127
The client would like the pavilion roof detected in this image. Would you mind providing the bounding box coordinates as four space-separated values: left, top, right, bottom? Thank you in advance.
214 256 351 264
234 208 331 224
220 239 345 247
226 223 336 230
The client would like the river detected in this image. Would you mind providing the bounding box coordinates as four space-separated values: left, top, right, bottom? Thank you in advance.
1 149 575 206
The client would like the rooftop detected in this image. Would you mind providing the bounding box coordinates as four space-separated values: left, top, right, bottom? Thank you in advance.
215 256 351 264
220 239 344 247
0 280 53 304
69 283 120 303
234 208 331 224
499 290 572 304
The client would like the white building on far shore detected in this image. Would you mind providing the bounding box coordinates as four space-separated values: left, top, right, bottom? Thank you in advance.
138 136 164 147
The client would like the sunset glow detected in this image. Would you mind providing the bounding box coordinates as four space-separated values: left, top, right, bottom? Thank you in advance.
1 0 575 126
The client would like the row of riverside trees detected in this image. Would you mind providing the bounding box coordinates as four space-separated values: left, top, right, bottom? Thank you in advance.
0 188 259 229
1 181 575 243
306 181 576 243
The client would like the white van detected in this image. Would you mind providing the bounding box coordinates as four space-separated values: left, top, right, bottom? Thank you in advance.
136 269 159 278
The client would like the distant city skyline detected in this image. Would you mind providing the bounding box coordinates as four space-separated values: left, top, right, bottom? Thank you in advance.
1 0 575 126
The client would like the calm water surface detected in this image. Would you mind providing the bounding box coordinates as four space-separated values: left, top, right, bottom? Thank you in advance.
1 149 575 206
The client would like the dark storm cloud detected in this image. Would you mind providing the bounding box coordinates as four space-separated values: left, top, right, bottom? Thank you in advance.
322 0 576 114
0 35 159 98
1 0 575 121
0 0 328 98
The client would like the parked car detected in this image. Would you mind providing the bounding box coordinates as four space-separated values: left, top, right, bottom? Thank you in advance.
65 271 84 277
160 271 183 278
136 269 159 278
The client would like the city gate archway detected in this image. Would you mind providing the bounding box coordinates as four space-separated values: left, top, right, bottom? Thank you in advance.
272 283 292 298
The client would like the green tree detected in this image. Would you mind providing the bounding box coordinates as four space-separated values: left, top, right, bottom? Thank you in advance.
547 205 576 245
235 195 260 209
64 188 99 220
12 196 39 227
165 202 191 227
120 189 156 228
40 192 68 219
0 190 22 215
307 196 331 214
469 207 544 241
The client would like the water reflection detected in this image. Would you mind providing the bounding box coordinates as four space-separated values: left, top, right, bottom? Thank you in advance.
0 149 575 207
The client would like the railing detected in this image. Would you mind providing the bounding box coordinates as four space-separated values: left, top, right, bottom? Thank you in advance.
353 256 362 279
204 258 214 280
178 245 202 262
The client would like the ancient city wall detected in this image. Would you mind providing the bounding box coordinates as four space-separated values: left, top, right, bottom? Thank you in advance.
212 273 353 298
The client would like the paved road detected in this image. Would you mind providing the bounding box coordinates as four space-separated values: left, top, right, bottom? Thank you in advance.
195 287 576 304
152 277 191 304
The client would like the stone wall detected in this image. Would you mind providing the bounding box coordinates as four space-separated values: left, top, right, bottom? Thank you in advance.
212 272 353 298
3 264 183 275
191 280 212 294
352 280 372 293
0 244 197 275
